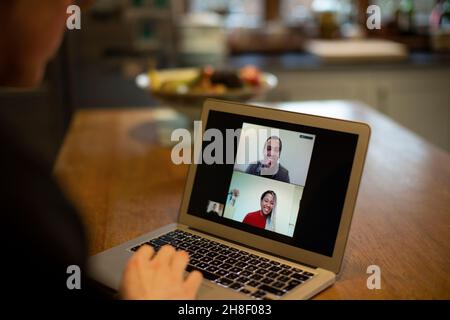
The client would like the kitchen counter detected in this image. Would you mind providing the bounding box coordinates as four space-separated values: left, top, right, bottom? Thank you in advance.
54 100 450 299
228 52 450 72
227 52 450 153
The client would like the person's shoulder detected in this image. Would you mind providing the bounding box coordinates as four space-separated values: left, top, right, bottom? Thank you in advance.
276 164 290 182
279 163 289 173
245 162 260 173
245 210 260 218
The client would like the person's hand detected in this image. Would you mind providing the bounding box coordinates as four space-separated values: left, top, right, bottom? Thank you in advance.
261 158 277 169
261 158 278 176
120 244 203 300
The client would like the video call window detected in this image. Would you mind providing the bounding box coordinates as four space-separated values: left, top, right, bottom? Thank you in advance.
223 123 315 238
223 172 303 237
188 110 359 256
233 123 315 187
206 200 224 217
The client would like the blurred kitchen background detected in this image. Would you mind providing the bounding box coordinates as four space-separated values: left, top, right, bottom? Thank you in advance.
1 0 449 168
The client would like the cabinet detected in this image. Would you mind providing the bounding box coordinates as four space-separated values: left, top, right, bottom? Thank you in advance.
78 0 180 67
122 0 179 66
270 68 450 152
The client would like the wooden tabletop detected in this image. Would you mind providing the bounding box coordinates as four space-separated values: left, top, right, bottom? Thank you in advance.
54 100 450 299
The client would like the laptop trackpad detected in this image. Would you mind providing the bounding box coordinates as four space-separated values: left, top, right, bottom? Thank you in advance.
197 281 247 300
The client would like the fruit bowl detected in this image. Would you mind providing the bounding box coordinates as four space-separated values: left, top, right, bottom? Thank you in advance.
135 66 278 121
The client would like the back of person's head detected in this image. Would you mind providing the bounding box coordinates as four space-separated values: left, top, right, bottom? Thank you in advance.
0 0 73 87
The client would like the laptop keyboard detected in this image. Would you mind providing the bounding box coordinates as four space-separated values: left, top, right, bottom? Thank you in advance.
130 229 315 299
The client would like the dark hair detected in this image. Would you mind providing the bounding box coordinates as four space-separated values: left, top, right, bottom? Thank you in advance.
260 190 277 215
265 136 282 154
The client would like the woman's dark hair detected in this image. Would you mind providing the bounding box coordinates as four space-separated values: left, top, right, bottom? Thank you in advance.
265 136 282 154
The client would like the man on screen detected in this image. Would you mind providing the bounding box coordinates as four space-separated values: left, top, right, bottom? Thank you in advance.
207 202 221 216
246 136 290 183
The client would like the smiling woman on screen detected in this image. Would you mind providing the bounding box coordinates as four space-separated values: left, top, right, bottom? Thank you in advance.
243 190 277 232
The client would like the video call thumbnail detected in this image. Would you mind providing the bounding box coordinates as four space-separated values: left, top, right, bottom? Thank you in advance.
223 172 303 237
233 123 315 187
206 200 224 217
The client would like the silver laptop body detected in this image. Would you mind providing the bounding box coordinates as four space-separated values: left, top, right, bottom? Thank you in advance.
89 99 370 300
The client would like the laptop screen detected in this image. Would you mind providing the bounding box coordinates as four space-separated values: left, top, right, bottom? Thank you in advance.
187 110 358 257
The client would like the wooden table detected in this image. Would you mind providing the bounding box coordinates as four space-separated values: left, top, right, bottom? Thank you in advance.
54 101 450 299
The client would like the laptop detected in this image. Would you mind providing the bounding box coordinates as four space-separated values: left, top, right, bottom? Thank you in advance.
89 99 370 300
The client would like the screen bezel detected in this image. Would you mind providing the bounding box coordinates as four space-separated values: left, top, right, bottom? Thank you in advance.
178 99 370 274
